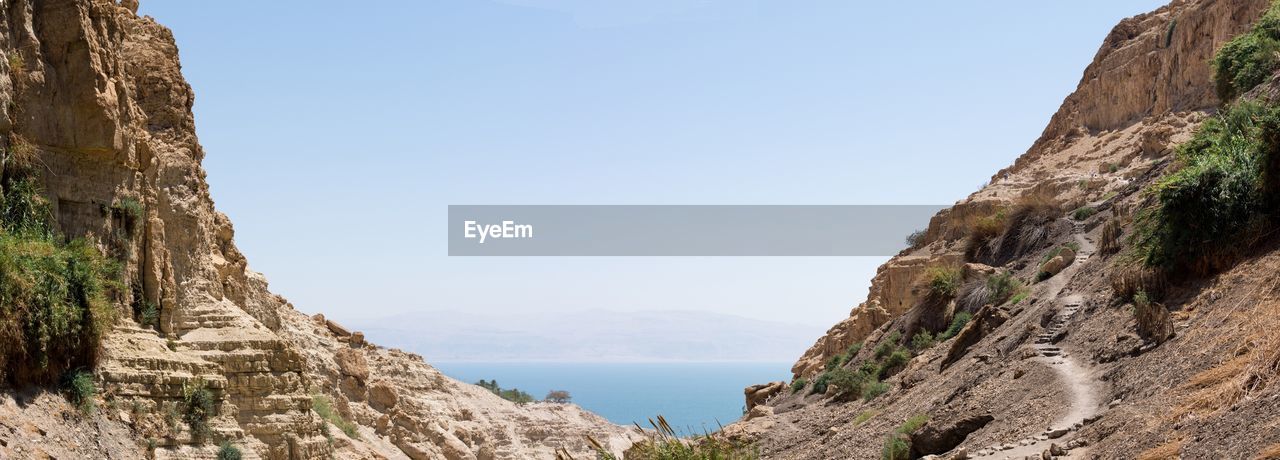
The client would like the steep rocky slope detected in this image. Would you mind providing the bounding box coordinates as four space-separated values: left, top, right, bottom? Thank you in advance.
0 1 638 458
734 0 1280 458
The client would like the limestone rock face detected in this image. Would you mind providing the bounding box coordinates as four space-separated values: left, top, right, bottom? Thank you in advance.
789 0 1273 382
0 0 639 458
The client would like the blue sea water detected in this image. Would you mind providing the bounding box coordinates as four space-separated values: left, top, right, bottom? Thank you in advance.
433 362 791 433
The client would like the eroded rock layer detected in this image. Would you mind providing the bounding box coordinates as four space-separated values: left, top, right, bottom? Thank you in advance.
0 1 640 458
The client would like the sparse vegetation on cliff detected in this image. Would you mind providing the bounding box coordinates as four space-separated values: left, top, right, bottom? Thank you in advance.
312 394 359 439
476 379 535 404
881 414 928 460
1213 2 1280 100
595 415 758 460
0 168 120 386
182 379 215 442
1131 100 1280 273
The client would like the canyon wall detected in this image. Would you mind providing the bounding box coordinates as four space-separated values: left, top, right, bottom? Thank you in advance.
0 1 639 458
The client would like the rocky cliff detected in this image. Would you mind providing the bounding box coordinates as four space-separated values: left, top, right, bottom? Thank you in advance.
0 1 638 458
739 0 1280 458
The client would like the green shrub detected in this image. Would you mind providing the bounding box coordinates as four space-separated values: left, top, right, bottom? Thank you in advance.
825 353 848 371
312 394 359 439
790 378 807 394
0 227 120 384
1 177 51 237
910 331 935 352
1072 206 1096 221
905 229 926 248
859 360 881 378
874 331 902 360
828 367 877 399
1132 100 1280 272
862 381 890 402
809 372 832 395
924 266 961 300
853 410 876 425
882 433 910 460
879 349 911 378
939 312 973 340
140 302 159 328
62 370 95 414
986 271 1021 303
845 342 863 358
881 414 929 460
1213 3 1280 101
216 442 242 460
1008 291 1029 305
182 379 215 442
475 379 535 404
606 415 758 460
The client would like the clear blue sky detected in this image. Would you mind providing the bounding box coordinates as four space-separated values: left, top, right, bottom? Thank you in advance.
137 1 1167 336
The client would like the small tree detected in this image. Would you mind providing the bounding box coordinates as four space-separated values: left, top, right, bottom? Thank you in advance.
545 390 572 404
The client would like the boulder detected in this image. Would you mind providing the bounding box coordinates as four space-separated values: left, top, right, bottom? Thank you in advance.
910 415 993 457
744 381 785 409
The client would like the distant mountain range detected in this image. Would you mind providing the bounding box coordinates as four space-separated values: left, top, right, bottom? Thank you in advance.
345 309 817 362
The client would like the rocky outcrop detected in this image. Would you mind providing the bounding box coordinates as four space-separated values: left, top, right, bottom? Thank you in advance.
735 1 1280 458
790 0 1274 382
0 0 638 458
792 254 960 378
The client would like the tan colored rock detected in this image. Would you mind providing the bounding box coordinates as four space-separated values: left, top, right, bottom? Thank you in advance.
0 1 642 458
744 381 784 409
1040 255 1069 278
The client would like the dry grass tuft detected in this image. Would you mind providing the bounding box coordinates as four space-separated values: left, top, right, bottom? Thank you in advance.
1137 439 1182 460
1110 262 1167 302
1099 217 1124 256
1255 443 1280 460
1173 273 1280 421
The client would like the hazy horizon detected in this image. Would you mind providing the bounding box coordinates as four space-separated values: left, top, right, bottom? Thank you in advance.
137 1 1167 356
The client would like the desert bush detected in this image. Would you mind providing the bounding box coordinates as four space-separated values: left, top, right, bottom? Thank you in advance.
216 442 242 460
112 198 144 236
1072 206 1096 221
961 271 1024 312
905 229 927 248
874 331 902 360
475 379 535 404
1136 101 1274 274
966 188 1060 264
1131 100 1280 274
854 410 876 425
595 415 757 460
809 372 830 395
879 349 911 378
910 331 935 352
881 414 929 460
789 378 807 394
862 381 890 402
0 230 120 384
545 390 572 403
1098 217 1123 255
1213 2 1280 101
826 368 870 400
1133 291 1175 344
1 176 51 237
312 394 359 439
63 369 95 414
924 266 962 301
845 342 863 358
939 312 972 341
182 379 215 442
140 302 159 328
825 353 847 371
